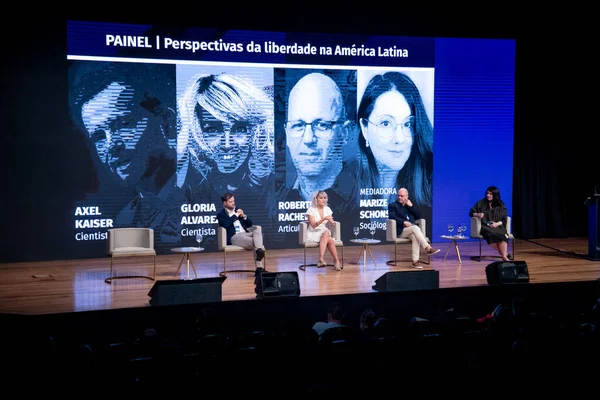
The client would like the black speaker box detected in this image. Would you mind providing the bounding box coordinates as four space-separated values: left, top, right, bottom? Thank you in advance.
148 277 226 306
255 271 300 299
485 261 529 285
372 270 440 292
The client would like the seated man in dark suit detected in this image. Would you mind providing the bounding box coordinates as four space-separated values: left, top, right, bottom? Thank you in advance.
216 192 266 269
388 187 440 268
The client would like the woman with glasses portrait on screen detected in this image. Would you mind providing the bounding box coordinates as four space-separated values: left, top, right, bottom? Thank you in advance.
357 71 434 236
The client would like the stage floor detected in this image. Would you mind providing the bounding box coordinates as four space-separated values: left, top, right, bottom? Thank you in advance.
0 237 598 315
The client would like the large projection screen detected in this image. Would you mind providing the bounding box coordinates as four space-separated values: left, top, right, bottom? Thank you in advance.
63 20 515 260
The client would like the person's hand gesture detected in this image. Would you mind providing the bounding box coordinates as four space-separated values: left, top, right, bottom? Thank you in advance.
405 199 413 207
403 221 413 227
236 209 245 218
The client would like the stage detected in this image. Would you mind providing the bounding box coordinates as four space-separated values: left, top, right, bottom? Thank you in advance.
0 237 598 316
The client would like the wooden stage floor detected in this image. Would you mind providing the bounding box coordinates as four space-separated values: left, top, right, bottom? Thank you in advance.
1 237 598 316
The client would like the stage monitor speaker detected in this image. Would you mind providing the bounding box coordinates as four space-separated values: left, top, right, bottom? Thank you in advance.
485 261 529 285
148 277 226 306
372 270 439 292
255 271 300 299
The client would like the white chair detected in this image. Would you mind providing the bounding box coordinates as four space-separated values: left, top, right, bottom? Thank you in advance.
385 219 431 266
106 228 156 284
217 226 265 277
298 221 344 271
470 216 515 261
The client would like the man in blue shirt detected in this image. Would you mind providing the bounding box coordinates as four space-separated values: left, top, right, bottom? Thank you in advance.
388 188 440 268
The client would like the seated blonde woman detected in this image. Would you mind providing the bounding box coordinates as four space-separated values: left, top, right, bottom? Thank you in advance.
305 190 342 271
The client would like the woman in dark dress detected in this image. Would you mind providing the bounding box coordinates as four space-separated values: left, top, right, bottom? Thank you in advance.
469 186 510 261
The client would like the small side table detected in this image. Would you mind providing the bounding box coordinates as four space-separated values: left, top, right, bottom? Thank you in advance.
171 247 204 279
440 235 469 263
350 238 381 269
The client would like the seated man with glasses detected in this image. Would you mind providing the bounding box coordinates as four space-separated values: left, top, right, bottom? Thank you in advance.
389 188 440 268
282 71 358 212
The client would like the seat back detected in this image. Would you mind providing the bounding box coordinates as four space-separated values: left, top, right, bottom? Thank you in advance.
299 222 308 245
318 325 358 345
469 217 483 239
299 221 341 245
386 219 426 241
217 226 227 250
331 221 341 241
107 228 153 254
386 219 397 241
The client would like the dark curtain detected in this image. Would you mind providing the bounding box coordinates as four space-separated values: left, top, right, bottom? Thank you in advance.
513 36 597 239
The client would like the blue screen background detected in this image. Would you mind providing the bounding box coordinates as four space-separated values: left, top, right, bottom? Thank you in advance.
432 37 515 239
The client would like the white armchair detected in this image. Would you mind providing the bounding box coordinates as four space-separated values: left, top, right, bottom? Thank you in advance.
385 219 431 266
298 221 344 271
106 228 156 284
469 216 515 261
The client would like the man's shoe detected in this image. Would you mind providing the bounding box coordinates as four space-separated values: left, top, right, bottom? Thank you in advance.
427 247 441 256
334 263 342 271
412 261 423 269
256 248 265 261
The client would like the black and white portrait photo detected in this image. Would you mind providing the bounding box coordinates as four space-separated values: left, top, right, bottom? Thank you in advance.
356 69 435 238
176 65 275 248
68 61 181 252
273 68 359 246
